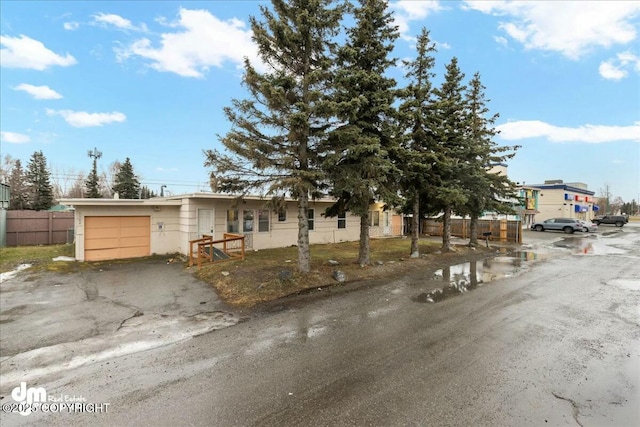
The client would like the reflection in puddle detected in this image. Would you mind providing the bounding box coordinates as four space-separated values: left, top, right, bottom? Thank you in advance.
553 236 626 255
413 253 543 304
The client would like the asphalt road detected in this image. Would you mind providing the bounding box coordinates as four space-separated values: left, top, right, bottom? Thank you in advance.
3 225 639 427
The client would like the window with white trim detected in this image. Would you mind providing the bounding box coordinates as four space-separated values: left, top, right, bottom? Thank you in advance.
308 209 315 231
227 209 239 233
370 211 380 227
243 209 254 232
338 212 346 229
258 210 270 232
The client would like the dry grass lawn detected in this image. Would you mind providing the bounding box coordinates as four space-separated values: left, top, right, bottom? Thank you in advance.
196 237 495 308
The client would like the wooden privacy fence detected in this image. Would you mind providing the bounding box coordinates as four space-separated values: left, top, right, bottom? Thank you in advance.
6 211 75 246
422 218 522 243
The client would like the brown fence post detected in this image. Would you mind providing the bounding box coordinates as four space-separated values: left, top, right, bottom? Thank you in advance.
48 212 53 245
500 219 507 242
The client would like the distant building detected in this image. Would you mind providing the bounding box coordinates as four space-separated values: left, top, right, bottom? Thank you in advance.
528 180 596 221
515 186 540 229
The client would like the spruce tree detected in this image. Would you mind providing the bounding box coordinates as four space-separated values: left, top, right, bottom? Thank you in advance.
462 72 519 246
112 158 140 199
323 0 400 265
397 27 439 258
204 0 345 273
8 159 29 210
431 57 469 252
25 151 54 210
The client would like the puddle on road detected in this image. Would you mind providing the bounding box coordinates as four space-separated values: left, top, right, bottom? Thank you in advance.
553 235 626 255
412 252 545 304
413 232 631 304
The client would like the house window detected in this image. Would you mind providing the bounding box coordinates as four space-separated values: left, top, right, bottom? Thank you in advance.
308 209 315 231
258 210 270 232
243 209 254 232
227 209 239 233
278 209 287 222
338 212 346 229
370 211 380 227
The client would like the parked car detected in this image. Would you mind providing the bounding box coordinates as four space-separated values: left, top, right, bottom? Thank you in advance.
578 220 598 232
593 215 628 227
530 218 584 234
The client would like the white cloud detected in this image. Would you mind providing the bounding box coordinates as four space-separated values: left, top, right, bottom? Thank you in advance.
0 35 77 70
497 120 640 143
464 1 640 59
392 1 443 40
114 8 260 78
63 21 79 31
599 51 640 80
1 131 30 144
46 109 126 128
14 83 63 100
93 13 146 32
494 35 508 47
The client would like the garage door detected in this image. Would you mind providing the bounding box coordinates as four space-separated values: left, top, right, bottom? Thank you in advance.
85 216 150 261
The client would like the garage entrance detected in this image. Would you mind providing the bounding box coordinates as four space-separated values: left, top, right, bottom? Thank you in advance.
84 216 150 261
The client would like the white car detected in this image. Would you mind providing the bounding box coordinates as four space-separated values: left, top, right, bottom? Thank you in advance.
579 220 598 232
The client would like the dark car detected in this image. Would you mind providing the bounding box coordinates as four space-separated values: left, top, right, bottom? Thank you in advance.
593 215 628 227
530 218 584 234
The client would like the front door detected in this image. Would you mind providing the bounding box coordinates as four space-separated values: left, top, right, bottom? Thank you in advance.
197 209 214 238
383 211 391 235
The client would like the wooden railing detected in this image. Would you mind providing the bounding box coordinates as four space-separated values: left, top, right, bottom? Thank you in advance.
188 233 245 269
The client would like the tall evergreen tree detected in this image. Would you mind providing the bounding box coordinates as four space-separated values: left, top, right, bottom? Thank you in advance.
85 147 103 198
112 158 140 199
431 57 469 252
397 27 439 258
25 151 54 210
8 159 29 210
461 72 519 246
204 0 345 273
323 0 400 265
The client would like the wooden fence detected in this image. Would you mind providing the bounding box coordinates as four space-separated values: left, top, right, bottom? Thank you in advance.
6 211 75 246
422 218 522 243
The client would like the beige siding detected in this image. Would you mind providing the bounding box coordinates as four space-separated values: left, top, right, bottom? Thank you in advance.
536 188 596 221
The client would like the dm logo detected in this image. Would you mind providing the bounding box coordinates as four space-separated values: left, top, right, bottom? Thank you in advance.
11 382 47 416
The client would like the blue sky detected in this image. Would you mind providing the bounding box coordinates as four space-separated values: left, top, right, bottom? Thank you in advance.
1 1 639 202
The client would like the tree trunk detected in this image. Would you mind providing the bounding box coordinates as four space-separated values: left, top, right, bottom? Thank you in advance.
469 214 478 247
358 211 370 265
297 192 311 273
442 206 452 252
410 191 420 258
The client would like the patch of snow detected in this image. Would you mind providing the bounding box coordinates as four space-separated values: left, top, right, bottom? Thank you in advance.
0 264 32 282
52 256 76 262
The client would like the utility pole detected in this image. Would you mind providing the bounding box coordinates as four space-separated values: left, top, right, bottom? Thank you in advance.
86 147 103 198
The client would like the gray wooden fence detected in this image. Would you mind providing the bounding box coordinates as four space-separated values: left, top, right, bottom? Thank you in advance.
6 211 74 246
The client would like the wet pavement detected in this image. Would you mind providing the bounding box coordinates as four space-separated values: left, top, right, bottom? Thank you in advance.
0 259 241 391
1 224 639 426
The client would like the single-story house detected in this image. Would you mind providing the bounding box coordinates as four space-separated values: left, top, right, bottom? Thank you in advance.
59 193 403 262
